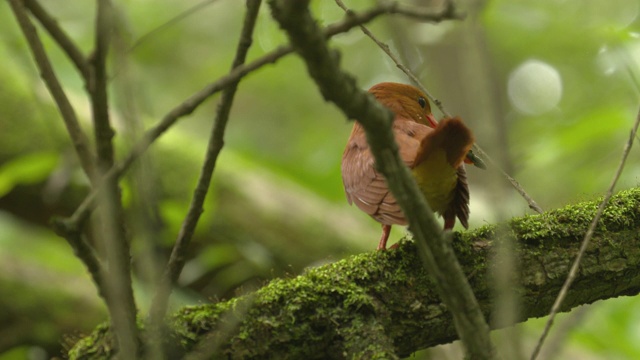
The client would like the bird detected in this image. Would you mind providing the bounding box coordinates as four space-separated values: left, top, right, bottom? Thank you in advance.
341 82 478 250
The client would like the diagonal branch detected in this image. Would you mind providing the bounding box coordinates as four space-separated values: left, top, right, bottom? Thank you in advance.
22 0 91 80
529 105 640 360
56 0 458 247
147 0 263 328
7 0 96 182
7 0 106 305
267 0 493 358
50 218 109 301
129 0 221 53
334 0 543 214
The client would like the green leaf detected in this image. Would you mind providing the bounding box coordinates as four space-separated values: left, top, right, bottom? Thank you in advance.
0 152 59 197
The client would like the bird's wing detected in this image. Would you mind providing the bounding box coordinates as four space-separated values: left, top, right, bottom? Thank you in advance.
341 120 430 225
444 165 470 229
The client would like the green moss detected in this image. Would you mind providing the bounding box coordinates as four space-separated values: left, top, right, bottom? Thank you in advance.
166 247 419 358
67 322 112 360
506 188 640 244
68 188 640 358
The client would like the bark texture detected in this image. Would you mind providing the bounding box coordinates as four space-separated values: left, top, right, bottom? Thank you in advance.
69 187 640 359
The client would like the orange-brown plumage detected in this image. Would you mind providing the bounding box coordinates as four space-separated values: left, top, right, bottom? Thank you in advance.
341 82 475 250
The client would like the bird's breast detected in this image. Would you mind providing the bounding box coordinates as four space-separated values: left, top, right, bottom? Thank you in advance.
411 149 458 214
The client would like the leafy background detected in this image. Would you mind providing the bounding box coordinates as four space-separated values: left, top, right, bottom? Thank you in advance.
0 0 639 358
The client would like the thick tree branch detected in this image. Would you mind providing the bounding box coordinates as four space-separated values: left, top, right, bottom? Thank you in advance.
268 0 493 358
68 187 640 359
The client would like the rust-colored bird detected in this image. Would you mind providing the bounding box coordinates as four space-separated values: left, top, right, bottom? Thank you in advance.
341 82 477 250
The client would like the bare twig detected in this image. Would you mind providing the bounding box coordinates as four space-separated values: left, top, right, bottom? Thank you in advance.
335 0 543 214
7 0 97 182
268 0 494 358
538 305 590 360
129 0 220 52
473 146 543 213
6 0 107 306
58 1 452 239
89 1 139 358
50 217 108 301
147 0 263 328
22 0 91 80
529 106 640 360
91 0 116 169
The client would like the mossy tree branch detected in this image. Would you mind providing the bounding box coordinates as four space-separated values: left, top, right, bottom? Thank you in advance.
68 187 640 359
267 0 493 358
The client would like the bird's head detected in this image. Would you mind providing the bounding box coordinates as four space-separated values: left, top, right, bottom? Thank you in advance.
368 82 438 128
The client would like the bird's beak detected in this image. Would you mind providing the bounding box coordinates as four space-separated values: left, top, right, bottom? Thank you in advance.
426 113 438 128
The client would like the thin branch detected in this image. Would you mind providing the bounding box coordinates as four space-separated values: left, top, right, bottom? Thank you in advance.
7 0 97 182
129 0 220 52
147 0 263 328
268 0 494 358
50 217 108 301
7 0 107 305
529 105 640 360
335 0 543 214
91 0 116 169
90 1 139 358
22 0 91 80
538 305 590 360
473 146 543 213
57 0 451 240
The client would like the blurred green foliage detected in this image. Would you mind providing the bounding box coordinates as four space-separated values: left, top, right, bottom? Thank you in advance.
0 0 639 358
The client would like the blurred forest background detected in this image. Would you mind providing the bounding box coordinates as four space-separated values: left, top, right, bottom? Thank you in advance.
0 0 639 359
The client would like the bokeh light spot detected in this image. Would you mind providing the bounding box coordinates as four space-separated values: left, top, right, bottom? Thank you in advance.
508 59 563 115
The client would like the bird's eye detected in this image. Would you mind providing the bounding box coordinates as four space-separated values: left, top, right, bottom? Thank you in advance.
418 97 427 109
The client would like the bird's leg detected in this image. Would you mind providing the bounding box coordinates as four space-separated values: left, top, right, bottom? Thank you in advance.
377 224 392 250
444 215 455 230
